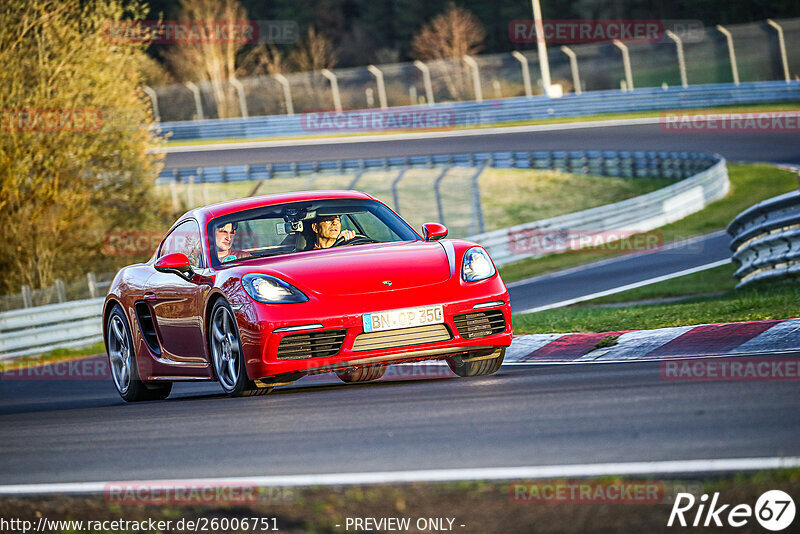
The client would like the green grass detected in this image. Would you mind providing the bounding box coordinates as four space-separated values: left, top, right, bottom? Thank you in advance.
162 101 800 147
499 163 799 283
512 276 800 334
0 341 105 372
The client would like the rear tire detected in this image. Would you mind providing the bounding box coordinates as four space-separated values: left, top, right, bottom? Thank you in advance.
107 304 172 402
209 299 271 397
446 347 505 377
336 365 387 383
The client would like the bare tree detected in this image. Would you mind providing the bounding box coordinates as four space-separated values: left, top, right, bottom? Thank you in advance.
411 3 485 100
162 0 248 118
288 27 337 72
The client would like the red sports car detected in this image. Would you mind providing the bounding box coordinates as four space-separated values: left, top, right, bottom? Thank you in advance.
103 190 513 401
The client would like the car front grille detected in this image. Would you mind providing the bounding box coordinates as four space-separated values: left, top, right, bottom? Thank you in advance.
352 324 452 352
453 310 506 339
277 329 347 360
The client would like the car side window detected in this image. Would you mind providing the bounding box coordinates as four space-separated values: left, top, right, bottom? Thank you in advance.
160 220 204 268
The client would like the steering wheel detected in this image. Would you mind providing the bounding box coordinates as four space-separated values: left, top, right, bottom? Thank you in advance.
331 233 377 247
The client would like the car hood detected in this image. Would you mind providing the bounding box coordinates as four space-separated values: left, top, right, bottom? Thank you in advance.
241 241 452 296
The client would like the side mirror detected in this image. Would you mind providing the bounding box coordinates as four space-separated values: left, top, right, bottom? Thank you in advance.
155 253 194 278
422 223 448 241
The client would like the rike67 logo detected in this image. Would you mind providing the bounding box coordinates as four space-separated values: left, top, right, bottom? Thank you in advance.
668 490 795 531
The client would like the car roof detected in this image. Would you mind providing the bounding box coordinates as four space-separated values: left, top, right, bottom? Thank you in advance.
180 190 377 228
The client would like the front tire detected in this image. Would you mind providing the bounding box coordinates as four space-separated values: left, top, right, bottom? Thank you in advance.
446 347 505 377
209 299 271 397
106 304 171 402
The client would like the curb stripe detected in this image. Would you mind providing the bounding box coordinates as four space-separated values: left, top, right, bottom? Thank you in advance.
644 320 782 359
520 331 632 362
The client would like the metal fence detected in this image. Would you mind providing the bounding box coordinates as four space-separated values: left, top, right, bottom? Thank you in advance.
147 18 800 123
158 149 721 239
0 273 115 313
728 188 800 287
155 80 800 141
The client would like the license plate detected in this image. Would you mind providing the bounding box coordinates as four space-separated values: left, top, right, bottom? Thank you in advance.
363 305 444 333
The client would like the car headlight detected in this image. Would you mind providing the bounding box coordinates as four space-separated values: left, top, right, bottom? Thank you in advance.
462 247 496 282
242 274 308 304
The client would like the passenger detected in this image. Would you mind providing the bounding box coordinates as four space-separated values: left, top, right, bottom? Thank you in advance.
310 215 355 249
215 222 251 262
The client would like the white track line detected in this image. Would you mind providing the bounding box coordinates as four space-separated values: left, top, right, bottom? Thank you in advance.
2 457 798 495
514 259 731 314
155 116 664 154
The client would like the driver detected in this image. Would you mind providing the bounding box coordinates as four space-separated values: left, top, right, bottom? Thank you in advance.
310 214 355 249
215 222 251 262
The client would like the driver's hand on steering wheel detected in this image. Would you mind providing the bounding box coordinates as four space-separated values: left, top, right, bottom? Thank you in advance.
340 229 356 241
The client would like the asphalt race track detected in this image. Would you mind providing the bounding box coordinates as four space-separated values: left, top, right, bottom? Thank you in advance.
1 120 799 488
1 360 799 485
507 231 732 312
162 121 800 168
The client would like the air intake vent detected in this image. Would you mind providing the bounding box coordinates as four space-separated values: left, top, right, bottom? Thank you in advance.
134 302 161 354
352 324 452 352
277 330 347 360
453 310 506 339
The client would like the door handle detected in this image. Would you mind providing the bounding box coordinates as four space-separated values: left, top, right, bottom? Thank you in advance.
144 293 156 300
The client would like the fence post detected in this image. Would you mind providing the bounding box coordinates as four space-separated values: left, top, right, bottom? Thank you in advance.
612 40 634 91
531 0 553 96
511 51 533 97
184 82 205 120
716 25 740 85
471 165 487 235
273 74 294 115
665 30 688 88
391 168 409 214
87 272 98 299
142 86 160 122
766 19 791 83
463 56 483 102
56 279 66 303
321 69 343 112
559 46 582 94
413 60 435 106
230 77 249 118
433 168 450 224
187 175 195 207
367 65 388 109
21 285 32 308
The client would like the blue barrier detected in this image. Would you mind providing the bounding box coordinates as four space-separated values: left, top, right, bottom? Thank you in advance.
155 81 800 142
158 150 718 184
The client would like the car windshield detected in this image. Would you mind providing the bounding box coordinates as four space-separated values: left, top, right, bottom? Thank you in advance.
207 198 421 267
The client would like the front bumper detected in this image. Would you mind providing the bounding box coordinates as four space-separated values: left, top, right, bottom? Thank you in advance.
234 279 512 379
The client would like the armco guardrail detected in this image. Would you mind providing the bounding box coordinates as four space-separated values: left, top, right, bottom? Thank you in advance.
471 155 728 266
0 298 105 359
156 81 800 142
728 189 800 287
2 151 728 359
